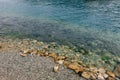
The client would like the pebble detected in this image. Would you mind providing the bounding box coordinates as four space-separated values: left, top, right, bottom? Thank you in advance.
114 64 120 78
56 60 64 65
103 73 109 79
68 62 84 73
63 61 70 67
23 49 29 53
108 77 114 80
53 65 59 73
107 71 115 78
81 71 91 79
20 53 27 57
97 73 105 80
98 67 106 74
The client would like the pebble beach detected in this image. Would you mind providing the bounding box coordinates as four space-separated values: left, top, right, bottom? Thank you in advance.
0 36 120 80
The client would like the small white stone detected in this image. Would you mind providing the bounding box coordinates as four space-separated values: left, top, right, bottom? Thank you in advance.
56 60 64 65
53 65 59 72
98 67 106 74
98 73 105 80
103 73 109 79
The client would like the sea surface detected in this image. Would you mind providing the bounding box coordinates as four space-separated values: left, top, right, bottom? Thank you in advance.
0 0 120 55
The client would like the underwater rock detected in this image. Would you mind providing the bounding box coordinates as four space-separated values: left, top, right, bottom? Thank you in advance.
103 73 109 79
107 71 115 78
90 73 97 80
108 77 114 80
114 64 120 78
98 67 106 74
97 73 105 80
89 65 98 72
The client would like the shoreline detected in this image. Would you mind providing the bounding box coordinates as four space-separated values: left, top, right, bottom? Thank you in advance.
0 36 120 80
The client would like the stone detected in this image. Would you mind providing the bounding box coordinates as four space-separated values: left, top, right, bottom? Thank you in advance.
37 50 44 56
43 52 49 56
75 66 84 73
63 61 70 67
108 77 114 80
53 65 59 73
20 53 27 57
90 73 97 80
31 50 38 55
89 65 98 73
32 40 37 43
56 60 64 65
114 64 120 78
68 62 84 73
97 73 105 80
44 45 49 50
57 56 66 60
103 73 109 79
98 67 106 74
49 52 57 60
81 71 91 79
23 49 29 54
107 71 115 78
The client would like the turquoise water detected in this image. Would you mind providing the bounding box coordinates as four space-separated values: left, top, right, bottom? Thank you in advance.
0 0 120 55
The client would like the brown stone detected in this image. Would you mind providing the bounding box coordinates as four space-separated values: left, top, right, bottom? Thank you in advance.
29 49 34 53
31 50 38 55
75 67 84 73
114 64 120 78
53 65 59 73
107 71 115 78
63 61 70 67
81 71 91 79
90 73 97 80
89 65 98 73
23 49 29 54
48 52 57 61
56 56 66 60
20 53 27 57
97 73 105 80
108 77 114 80
37 50 44 56
68 62 84 73
43 52 49 56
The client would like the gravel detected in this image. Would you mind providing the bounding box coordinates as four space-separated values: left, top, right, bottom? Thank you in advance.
0 51 85 80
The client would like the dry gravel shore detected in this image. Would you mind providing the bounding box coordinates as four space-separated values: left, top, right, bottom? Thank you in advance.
0 51 85 80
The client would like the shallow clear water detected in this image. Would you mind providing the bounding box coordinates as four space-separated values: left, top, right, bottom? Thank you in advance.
0 0 120 55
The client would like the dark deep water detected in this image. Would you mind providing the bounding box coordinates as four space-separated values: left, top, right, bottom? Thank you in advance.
0 0 120 55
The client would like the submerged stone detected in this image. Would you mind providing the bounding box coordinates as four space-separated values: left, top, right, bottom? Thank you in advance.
114 64 120 78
